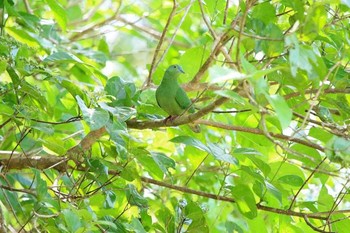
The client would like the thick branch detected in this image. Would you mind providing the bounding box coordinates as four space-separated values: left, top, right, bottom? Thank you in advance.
67 127 107 162
0 154 67 171
1 154 346 221
126 97 229 129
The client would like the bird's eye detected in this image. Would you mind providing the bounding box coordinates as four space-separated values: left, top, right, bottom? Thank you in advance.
173 65 176 68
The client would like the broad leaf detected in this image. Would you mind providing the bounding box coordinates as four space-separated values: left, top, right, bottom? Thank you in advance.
76 95 109 130
125 184 148 209
231 184 257 219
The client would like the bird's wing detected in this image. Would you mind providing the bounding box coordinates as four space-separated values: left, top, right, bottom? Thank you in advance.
175 87 193 112
155 90 161 107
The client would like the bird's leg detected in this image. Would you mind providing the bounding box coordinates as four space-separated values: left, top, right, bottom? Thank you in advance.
164 115 178 124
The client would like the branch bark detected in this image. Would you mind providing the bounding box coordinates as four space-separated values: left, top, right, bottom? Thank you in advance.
1 153 347 221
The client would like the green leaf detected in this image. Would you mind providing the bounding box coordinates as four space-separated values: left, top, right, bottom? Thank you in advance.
126 218 147 233
214 90 247 105
62 209 82 233
58 78 86 100
125 184 148 208
98 37 110 56
171 136 238 164
209 65 245 83
233 148 263 156
207 142 238 165
120 162 138 181
76 95 109 130
265 94 292 130
136 151 164 180
251 2 276 24
105 120 128 159
44 52 83 63
156 207 175 233
265 181 282 204
95 220 120 231
170 136 209 152
278 175 304 187
0 103 14 116
316 106 334 123
86 159 109 180
260 24 284 56
240 53 257 74
269 162 305 181
152 152 176 175
303 5 327 41
246 155 271 176
104 190 116 209
326 136 350 165
99 102 136 121
318 186 334 212
179 46 210 81
6 27 40 47
34 169 48 201
249 67 284 81
44 0 67 31
104 76 137 107
41 136 67 155
285 34 326 80
231 184 257 219
0 178 23 215
241 166 265 184
20 82 49 111
184 200 209 233
0 59 7 74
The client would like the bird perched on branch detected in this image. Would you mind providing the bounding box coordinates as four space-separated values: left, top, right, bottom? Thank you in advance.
156 64 200 133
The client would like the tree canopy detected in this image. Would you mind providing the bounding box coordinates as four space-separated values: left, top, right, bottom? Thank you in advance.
1 0 350 232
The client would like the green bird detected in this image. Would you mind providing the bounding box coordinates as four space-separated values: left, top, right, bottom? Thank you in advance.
156 64 200 133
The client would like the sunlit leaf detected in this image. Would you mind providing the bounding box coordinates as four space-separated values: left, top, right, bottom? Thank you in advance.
6 27 40 47
265 94 292 130
209 65 245 83
44 52 83 63
170 136 209 152
44 0 67 31
251 2 276 24
231 184 257 219
278 175 304 187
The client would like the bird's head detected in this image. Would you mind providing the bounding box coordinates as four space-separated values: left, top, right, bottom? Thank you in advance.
165 64 185 77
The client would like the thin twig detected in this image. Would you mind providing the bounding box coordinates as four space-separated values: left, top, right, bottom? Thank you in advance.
197 119 325 152
288 157 327 210
69 1 122 41
235 0 253 71
155 0 195 71
298 62 341 132
144 0 178 88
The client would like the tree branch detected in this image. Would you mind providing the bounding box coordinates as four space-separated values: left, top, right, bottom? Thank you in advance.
1 154 346 222
144 0 178 88
197 119 325 152
126 96 229 129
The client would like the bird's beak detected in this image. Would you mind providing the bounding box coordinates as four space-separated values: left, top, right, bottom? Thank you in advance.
178 66 185 74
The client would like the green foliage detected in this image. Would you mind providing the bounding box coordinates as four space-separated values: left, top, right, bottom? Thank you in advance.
0 0 350 232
